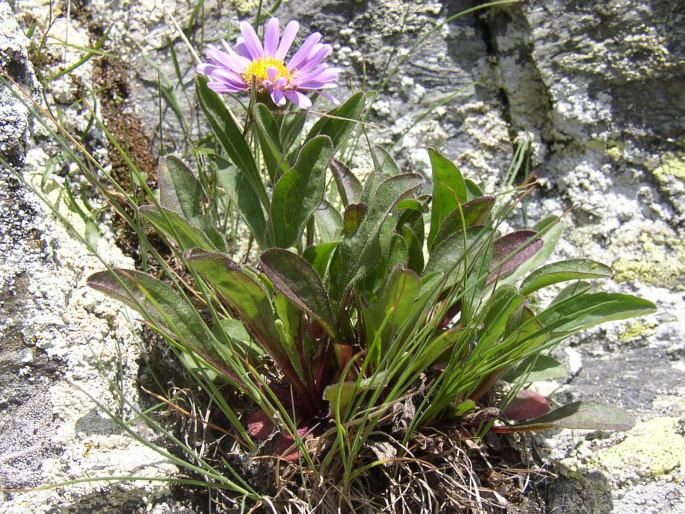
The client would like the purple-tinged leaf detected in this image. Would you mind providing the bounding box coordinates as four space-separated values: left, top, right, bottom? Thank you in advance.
331 159 362 207
260 248 338 339
489 230 543 282
247 409 274 440
494 401 636 433
503 389 550 421
186 251 305 392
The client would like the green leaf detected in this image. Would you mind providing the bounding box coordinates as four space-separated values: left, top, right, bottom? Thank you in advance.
306 92 365 150
186 251 303 386
372 145 401 176
519 259 614 295
531 292 657 336
303 242 338 278
315 200 343 242
433 195 496 247
551 281 593 305
427 148 468 249
260 248 338 338
343 203 368 236
160 156 226 251
498 401 635 432
269 135 334 248
403 225 424 273
87 269 239 381
464 178 484 200
216 158 268 248
476 285 526 350
363 266 421 365
330 173 424 300
215 319 266 361
196 77 268 208
330 159 362 206
324 371 389 418
253 102 288 181
503 354 568 383
159 155 202 222
423 226 491 287
140 205 219 252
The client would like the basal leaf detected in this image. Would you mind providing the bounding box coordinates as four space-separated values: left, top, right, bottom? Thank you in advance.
489 230 543 282
87 269 240 384
160 156 226 251
186 251 303 387
503 389 550 421
330 159 362 207
331 173 424 301
216 158 268 248
497 401 636 432
503 354 568 383
519 259 613 295
372 145 401 176
269 135 334 248
343 203 368 236
433 195 496 247
315 200 343 242
260 248 338 338
427 148 468 249
303 242 339 278
159 155 202 222
531 292 656 336
140 205 220 252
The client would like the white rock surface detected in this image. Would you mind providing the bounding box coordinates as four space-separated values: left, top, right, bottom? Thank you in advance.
0 2 179 511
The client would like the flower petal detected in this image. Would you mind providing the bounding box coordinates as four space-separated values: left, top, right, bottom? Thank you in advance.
285 90 312 109
271 89 286 106
297 44 332 74
240 21 264 59
287 32 321 71
276 20 299 60
206 45 249 74
263 18 280 56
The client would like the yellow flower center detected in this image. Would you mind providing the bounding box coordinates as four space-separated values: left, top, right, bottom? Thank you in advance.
242 57 293 87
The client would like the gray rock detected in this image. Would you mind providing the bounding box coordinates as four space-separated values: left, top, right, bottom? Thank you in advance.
3 0 685 511
0 2 178 512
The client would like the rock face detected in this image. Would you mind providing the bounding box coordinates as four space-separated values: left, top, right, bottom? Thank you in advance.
0 2 178 512
1 0 684 512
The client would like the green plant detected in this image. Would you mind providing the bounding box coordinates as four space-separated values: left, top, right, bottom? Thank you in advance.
88 67 654 478
6 12 656 509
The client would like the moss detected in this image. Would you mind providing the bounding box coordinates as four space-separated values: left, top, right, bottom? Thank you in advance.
592 417 685 478
613 231 685 291
619 320 658 342
653 154 685 183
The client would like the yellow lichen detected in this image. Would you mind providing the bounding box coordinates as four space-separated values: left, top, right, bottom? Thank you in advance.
653 153 685 182
618 320 658 342
613 231 685 291
592 417 685 478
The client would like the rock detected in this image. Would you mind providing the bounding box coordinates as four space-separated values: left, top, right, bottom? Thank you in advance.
0 2 178 511
2 0 684 511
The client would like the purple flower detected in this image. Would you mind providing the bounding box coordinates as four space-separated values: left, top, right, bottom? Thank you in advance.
196 19 340 109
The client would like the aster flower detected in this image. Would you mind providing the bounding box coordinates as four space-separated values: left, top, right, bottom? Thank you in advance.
196 18 340 109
